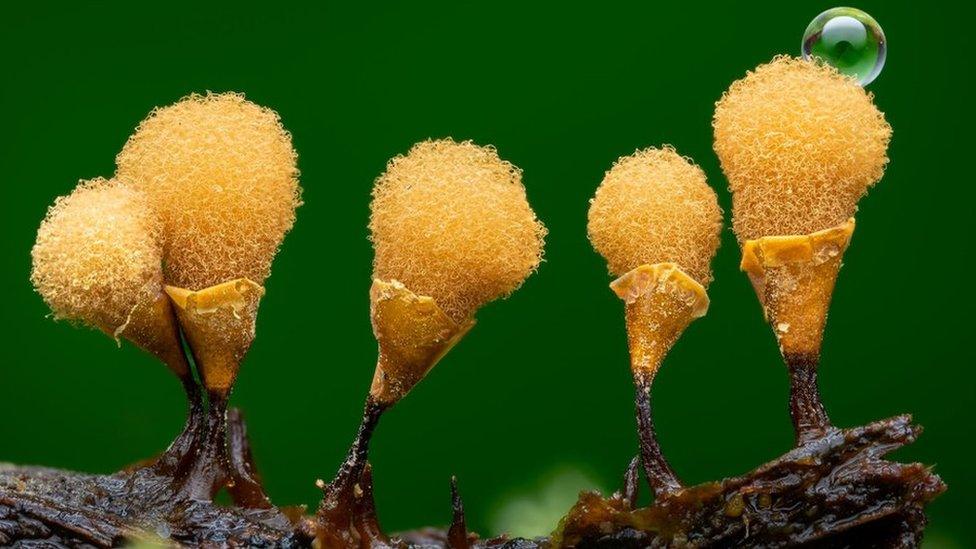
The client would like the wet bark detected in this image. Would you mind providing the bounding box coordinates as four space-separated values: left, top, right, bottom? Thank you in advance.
0 412 943 548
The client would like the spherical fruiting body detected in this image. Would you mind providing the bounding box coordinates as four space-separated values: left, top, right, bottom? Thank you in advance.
713 56 891 241
31 178 162 336
369 138 546 322
588 146 722 286
116 92 301 289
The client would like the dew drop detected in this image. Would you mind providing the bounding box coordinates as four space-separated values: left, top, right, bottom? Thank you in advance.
802 7 886 86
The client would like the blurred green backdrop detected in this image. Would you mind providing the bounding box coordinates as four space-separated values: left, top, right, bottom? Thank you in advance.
1 1 972 546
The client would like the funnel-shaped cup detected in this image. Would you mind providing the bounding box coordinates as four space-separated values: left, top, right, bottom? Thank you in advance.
368 279 474 406
165 278 264 394
611 263 710 380
740 219 855 361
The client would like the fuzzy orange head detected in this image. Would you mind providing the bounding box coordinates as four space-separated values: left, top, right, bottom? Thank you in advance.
713 56 891 242
116 92 301 290
31 178 162 336
588 146 722 286
369 138 546 323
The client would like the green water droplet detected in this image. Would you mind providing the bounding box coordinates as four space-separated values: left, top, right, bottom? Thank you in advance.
802 7 886 86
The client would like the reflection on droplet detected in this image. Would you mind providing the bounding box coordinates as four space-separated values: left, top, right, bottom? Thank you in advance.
802 7 886 86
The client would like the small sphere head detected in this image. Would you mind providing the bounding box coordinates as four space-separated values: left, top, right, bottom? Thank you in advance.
31 178 163 334
588 146 722 286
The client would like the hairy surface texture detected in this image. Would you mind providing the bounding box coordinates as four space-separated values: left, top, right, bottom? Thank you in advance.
369 139 547 323
116 92 301 289
30 178 162 335
587 146 722 286
713 56 891 241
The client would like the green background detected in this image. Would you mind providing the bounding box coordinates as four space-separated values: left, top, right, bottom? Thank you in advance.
1 1 972 546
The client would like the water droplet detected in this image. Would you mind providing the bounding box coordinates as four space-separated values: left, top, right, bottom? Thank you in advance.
802 7 886 86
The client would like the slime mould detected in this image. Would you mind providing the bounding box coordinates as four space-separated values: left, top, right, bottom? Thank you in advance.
5 55 944 548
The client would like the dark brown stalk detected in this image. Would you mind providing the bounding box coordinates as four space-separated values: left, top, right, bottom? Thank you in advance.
350 463 385 542
785 352 832 444
633 372 681 497
324 397 385 502
149 374 204 477
313 396 388 547
177 390 230 500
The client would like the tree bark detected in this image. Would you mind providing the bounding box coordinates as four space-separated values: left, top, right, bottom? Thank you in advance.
0 413 944 548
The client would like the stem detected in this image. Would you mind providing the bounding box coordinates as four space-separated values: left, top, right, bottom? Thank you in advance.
633 374 681 497
330 397 385 495
152 374 205 476
178 390 230 500
351 463 384 540
315 396 387 543
785 353 831 444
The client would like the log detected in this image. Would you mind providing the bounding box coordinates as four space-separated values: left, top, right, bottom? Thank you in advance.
0 412 943 548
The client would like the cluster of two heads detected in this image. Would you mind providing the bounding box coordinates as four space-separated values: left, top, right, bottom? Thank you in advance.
30 94 308 500
31 93 300 390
